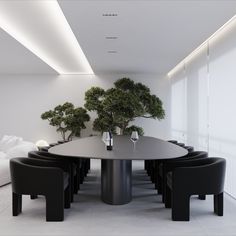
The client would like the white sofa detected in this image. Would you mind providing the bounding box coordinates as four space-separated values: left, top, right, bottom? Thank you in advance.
0 135 38 186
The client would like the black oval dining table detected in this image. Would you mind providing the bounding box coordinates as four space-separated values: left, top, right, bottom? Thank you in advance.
49 136 187 205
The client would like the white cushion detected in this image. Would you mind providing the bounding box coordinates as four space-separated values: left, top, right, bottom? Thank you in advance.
0 159 10 186
5 141 38 159
0 151 6 159
0 135 23 152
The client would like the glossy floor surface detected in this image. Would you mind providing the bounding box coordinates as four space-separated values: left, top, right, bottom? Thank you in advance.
0 160 236 236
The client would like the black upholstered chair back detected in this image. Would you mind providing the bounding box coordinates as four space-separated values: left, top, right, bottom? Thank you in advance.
166 157 226 221
184 146 194 153
168 140 178 144
176 143 185 147
10 158 63 195
186 151 208 159
174 157 226 194
29 150 63 159
10 157 70 221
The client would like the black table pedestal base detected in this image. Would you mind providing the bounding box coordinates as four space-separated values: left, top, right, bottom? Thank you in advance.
101 159 132 205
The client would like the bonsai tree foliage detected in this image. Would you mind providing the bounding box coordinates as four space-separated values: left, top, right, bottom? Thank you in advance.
123 125 144 136
84 78 165 135
41 102 90 141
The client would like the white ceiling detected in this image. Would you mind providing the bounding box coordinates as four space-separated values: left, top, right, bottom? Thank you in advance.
1 0 236 75
0 0 93 75
0 27 57 74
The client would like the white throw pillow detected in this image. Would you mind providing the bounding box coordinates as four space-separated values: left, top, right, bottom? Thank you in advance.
0 159 10 186
5 142 38 159
0 151 7 159
0 135 23 152
0 135 11 150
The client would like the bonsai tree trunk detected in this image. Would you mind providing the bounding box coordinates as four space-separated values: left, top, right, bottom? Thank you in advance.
119 128 123 135
67 132 74 141
60 131 66 141
120 121 129 135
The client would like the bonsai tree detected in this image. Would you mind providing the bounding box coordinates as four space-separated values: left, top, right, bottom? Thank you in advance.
84 78 165 135
123 125 144 136
41 102 90 141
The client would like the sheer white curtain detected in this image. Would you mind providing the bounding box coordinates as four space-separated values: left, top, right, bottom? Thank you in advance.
185 46 208 151
170 22 236 198
170 46 208 150
209 24 236 197
170 65 187 143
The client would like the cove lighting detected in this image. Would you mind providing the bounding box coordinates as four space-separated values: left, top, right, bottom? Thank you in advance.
0 0 94 75
167 15 236 77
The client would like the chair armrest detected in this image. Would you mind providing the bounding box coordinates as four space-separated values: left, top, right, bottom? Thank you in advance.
164 158 204 173
10 159 65 192
27 157 70 173
169 158 226 194
173 162 225 191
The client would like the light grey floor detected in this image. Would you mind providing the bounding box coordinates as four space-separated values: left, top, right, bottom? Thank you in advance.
0 159 236 236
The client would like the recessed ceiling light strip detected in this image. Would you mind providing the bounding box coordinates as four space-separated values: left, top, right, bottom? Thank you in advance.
168 15 236 77
102 13 118 17
0 1 94 75
107 50 118 53
105 36 118 40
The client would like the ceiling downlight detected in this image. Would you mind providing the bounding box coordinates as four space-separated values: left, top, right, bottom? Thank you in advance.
102 13 118 17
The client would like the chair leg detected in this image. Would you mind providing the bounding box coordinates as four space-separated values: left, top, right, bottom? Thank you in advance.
152 169 157 186
74 174 79 194
84 159 88 177
152 162 158 185
70 173 74 202
153 161 158 189
150 161 154 183
73 163 80 192
165 185 172 208
154 160 158 178
155 180 158 190
198 195 206 200
46 195 64 222
80 166 85 184
12 192 22 216
162 175 167 203
88 158 91 171
76 169 80 190
144 160 147 170
83 160 87 178
172 193 190 221
64 185 71 209
30 195 38 200
151 171 154 183
157 173 163 194
86 159 90 173
147 160 151 176
214 192 223 216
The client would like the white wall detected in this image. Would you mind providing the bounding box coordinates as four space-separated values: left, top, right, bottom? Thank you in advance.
169 20 236 198
0 74 171 143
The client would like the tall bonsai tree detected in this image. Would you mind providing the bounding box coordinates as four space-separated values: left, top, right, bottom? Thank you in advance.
84 78 165 135
41 102 90 141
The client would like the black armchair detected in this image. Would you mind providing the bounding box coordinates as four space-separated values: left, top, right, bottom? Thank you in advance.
165 157 226 221
49 143 59 147
146 141 186 184
176 143 185 147
38 146 50 152
10 157 71 221
28 151 77 202
183 146 194 153
159 151 208 203
35 149 89 192
156 151 205 194
167 140 178 144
